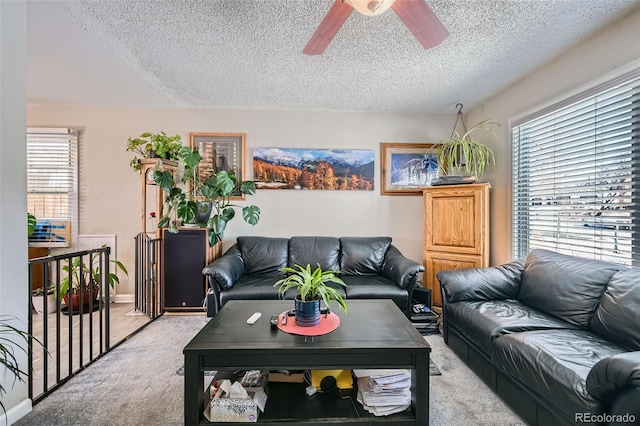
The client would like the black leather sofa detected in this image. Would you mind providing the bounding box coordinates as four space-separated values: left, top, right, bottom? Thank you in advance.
437 249 640 425
202 236 424 317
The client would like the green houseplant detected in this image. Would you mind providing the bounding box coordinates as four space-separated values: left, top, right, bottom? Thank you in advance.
31 285 57 315
27 213 37 237
274 263 347 327
152 146 260 246
126 131 184 172
0 316 45 416
435 118 498 180
59 256 128 311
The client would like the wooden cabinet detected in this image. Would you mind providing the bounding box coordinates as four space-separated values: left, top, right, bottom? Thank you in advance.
28 247 49 291
423 183 490 311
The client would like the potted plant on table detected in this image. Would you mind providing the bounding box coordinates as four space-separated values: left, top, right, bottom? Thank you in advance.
274 264 347 327
152 146 261 246
59 256 128 312
126 131 184 172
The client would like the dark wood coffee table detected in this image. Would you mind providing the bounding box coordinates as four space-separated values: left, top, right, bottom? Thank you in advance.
184 299 431 425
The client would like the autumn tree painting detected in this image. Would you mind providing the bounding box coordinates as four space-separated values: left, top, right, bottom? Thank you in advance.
253 148 374 190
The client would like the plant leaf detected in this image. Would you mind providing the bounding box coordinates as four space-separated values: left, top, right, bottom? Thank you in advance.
240 180 256 195
242 205 260 226
154 170 175 192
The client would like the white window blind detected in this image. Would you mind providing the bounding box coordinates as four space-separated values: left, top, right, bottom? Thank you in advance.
512 70 640 266
27 128 78 242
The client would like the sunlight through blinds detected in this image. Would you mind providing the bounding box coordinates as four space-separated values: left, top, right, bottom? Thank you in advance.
512 70 639 266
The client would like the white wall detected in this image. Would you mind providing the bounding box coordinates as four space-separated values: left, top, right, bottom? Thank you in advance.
467 8 640 265
0 2 32 424
27 106 453 296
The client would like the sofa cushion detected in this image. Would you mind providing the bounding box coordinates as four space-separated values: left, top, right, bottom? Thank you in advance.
342 275 408 311
439 260 524 303
589 268 640 350
219 274 281 306
518 249 623 328
237 236 288 276
340 237 391 275
491 329 628 418
288 236 340 272
446 299 579 355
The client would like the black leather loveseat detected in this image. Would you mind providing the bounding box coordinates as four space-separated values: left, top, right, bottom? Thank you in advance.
203 236 424 317
437 249 640 425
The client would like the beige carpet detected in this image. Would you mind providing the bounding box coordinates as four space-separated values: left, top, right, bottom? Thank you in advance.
16 315 525 425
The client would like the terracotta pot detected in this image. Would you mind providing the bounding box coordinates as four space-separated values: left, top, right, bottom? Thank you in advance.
64 288 98 311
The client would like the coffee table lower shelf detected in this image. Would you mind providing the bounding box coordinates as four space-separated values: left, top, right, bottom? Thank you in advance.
200 381 417 425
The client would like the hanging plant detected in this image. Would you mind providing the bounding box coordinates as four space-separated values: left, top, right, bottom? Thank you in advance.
435 104 499 180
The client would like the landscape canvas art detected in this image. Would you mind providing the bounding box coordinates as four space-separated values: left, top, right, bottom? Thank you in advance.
253 148 375 190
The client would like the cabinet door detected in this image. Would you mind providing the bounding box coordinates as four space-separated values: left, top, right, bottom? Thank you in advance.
424 252 484 309
423 185 488 256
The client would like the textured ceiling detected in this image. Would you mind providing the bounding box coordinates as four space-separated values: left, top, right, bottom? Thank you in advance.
27 0 640 114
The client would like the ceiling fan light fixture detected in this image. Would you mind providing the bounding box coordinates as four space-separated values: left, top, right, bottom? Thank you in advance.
343 0 396 16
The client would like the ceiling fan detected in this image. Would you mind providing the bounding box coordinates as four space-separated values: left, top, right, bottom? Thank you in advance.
303 0 449 55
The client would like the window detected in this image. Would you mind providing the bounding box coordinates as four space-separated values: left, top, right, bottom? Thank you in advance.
27 128 78 247
512 69 639 266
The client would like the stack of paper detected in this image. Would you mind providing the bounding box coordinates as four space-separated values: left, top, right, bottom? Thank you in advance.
352 369 411 416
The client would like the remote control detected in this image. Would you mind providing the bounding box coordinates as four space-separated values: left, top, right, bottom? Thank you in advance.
246 312 261 324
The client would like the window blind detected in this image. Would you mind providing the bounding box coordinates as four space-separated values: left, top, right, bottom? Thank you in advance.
512 70 640 266
27 128 78 233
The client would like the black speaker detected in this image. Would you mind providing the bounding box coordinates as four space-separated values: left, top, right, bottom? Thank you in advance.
163 229 208 311
412 287 432 308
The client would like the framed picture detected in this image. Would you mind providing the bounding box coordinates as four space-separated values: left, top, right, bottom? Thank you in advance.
190 132 246 198
380 143 438 195
253 148 374 190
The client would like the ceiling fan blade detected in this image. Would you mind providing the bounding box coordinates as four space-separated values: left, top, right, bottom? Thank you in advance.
391 0 449 50
303 0 354 55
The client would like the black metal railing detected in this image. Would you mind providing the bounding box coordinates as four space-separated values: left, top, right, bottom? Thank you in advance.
134 233 163 319
27 247 112 402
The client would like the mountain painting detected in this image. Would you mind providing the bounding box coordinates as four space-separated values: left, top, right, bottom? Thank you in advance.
253 148 375 190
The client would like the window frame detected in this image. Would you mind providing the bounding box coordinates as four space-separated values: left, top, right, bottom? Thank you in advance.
510 61 640 266
26 127 78 248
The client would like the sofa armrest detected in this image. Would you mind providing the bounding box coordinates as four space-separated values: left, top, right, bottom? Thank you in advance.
381 245 424 289
586 351 640 403
608 386 640 425
437 259 525 304
202 244 245 291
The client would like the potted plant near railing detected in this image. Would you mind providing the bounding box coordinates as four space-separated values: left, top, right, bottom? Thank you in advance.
274 264 347 327
152 146 261 246
126 131 184 172
59 256 128 311
31 285 57 315
27 212 56 314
